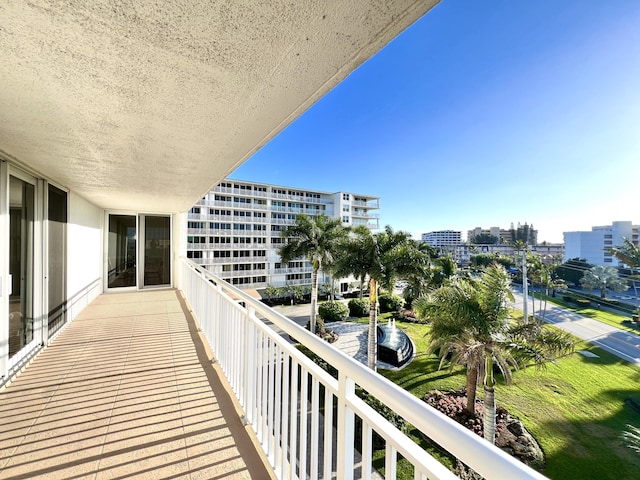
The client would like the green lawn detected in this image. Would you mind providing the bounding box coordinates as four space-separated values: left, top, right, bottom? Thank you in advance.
375 318 640 480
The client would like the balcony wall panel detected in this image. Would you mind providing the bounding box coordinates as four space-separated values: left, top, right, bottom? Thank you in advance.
66 191 103 325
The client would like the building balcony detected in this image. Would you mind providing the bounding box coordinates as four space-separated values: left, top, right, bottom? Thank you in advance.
188 243 255 250
271 266 313 275
1 258 548 479
352 199 380 209
351 211 381 219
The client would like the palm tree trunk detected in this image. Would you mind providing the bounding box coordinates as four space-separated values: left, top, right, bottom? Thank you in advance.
483 354 496 444
330 275 335 301
310 264 319 333
530 285 536 321
464 365 479 416
483 384 496 444
368 278 378 371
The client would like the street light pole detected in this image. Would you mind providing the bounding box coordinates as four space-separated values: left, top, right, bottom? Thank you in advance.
522 249 529 321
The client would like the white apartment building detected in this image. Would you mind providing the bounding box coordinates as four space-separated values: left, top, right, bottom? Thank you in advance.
187 179 380 291
421 230 462 255
564 221 640 266
456 243 564 266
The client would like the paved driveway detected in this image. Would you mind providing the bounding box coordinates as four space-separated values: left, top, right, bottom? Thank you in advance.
511 291 640 364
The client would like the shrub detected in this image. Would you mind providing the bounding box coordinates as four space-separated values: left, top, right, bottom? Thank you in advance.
318 301 349 322
379 292 404 313
302 316 338 343
348 298 369 317
395 308 426 323
575 298 591 307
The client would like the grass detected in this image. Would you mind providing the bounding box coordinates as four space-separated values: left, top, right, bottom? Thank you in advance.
534 293 640 335
372 317 640 480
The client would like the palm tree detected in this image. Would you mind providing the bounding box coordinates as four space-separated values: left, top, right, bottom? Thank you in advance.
526 253 546 318
415 264 573 444
608 238 640 298
430 255 457 289
512 240 530 321
334 225 371 299
338 225 420 370
580 265 628 299
279 214 348 334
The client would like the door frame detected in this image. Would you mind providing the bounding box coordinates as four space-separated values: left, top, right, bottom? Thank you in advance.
104 212 173 292
139 214 173 290
5 165 43 373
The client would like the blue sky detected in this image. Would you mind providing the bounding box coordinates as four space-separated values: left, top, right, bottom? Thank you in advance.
230 1 640 243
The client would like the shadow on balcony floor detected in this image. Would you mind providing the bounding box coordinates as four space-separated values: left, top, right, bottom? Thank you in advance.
0 289 273 479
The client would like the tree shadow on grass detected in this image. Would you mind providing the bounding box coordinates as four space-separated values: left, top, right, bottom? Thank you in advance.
541 388 640 480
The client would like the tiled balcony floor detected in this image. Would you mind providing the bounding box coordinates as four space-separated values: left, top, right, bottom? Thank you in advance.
0 290 273 480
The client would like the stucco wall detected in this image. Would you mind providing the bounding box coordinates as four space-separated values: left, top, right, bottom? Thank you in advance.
67 192 103 321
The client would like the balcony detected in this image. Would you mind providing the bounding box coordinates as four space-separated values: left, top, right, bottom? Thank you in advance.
0 288 273 479
352 199 381 209
177 259 545 479
1 258 547 479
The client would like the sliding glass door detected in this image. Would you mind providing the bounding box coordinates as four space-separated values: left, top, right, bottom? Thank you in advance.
8 175 35 358
107 214 171 290
107 215 137 289
47 185 67 336
142 215 171 287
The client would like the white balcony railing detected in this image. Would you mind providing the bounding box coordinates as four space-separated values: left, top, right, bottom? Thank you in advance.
179 258 547 480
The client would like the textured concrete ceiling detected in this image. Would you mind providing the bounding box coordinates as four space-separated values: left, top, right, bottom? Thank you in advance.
0 0 438 213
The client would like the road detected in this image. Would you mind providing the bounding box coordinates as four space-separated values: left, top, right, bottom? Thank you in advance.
511 290 640 365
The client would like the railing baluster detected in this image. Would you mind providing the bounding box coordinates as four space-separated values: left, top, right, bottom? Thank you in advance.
280 351 290 479
337 375 355 480
299 368 308 480
385 444 397 480
310 377 320 480
245 319 255 426
362 421 372 480
323 386 333 479
274 345 283 473
262 333 269 452
289 359 299 480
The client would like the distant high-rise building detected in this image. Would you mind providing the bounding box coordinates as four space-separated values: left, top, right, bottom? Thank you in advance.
564 221 639 266
467 223 537 245
187 179 380 291
421 230 462 255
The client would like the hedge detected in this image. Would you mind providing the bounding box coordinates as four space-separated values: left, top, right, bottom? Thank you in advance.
318 301 349 322
348 298 369 317
378 293 404 313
